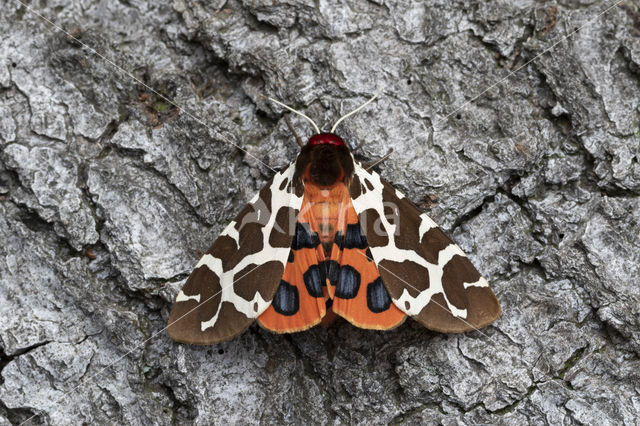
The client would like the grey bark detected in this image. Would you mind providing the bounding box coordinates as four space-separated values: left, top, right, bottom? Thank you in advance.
1 0 640 424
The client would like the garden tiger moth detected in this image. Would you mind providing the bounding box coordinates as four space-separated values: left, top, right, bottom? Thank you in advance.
167 94 501 344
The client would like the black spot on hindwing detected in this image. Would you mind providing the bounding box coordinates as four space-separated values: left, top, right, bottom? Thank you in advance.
345 224 368 249
272 280 299 316
303 265 325 297
291 223 320 250
320 260 340 287
335 265 361 299
366 277 392 313
334 224 367 250
288 250 294 263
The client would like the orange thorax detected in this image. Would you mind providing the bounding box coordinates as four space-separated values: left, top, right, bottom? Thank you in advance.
301 180 350 257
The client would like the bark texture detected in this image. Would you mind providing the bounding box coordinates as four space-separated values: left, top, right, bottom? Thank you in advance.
1 0 640 424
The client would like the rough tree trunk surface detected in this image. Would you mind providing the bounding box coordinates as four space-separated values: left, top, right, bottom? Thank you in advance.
1 0 640 424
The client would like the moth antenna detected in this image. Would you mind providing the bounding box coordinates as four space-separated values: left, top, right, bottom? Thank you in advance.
330 88 382 133
268 97 321 135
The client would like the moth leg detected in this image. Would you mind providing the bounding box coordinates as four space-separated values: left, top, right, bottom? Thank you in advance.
284 114 305 148
364 148 393 170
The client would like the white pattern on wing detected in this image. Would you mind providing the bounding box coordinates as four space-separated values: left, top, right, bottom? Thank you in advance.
418 213 437 244
200 276 271 331
376 244 468 318
463 277 489 289
183 162 303 331
221 221 240 244
175 291 201 303
350 160 475 319
195 253 223 273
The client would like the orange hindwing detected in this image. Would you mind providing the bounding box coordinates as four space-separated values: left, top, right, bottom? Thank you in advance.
258 180 405 333
328 199 406 330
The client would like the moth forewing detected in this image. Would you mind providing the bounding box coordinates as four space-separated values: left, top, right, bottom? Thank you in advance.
167 162 304 344
348 162 500 333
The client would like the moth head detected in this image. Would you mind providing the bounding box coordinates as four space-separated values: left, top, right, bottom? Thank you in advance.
268 91 381 186
295 133 353 186
307 133 346 147
292 131 355 186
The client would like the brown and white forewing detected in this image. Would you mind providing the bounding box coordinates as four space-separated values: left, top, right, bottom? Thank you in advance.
349 162 500 333
168 162 304 344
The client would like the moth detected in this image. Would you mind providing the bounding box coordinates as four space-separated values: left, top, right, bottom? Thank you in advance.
168 94 501 344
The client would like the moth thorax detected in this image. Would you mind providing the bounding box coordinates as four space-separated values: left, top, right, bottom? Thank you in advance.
309 144 345 186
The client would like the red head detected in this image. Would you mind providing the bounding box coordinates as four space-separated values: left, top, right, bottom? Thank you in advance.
307 133 346 147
